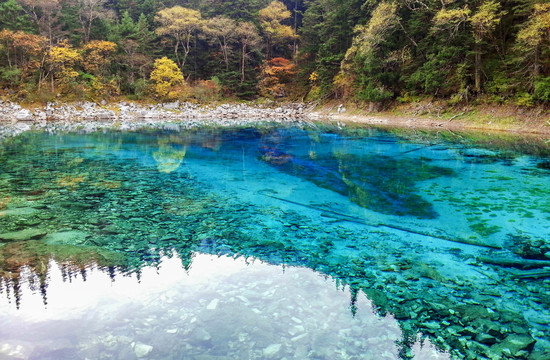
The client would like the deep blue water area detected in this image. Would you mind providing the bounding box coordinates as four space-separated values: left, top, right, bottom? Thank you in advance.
0 125 549 359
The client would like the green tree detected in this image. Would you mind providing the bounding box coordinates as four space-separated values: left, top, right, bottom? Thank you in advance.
299 0 364 96
198 0 269 22
0 0 35 32
76 0 113 43
336 1 400 101
469 1 503 93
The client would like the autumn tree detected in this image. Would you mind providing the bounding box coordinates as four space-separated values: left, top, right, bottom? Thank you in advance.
150 56 185 99
259 0 297 59
235 21 262 83
0 30 47 69
81 40 116 74
0 29 47 87
202 16 237 71
516 3 550 83
155 6 202 68
46 40 82 92
259 57 296 97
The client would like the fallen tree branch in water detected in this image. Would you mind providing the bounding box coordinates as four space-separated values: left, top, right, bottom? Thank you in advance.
511 267 550 279
259 191 502 250
477 256 550 269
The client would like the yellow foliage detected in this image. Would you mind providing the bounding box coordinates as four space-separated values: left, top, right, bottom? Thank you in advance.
470 1 503 42
432 6 471 36
346 2 399 60
155 6 202 37
517 3 550 48
0 30 48 76
48 41 82 88
150 57 185 99
81 40 117 74
333 71 355 98
0 196 10 210
49 42 82 66
259 1 297 42
309 72 319 82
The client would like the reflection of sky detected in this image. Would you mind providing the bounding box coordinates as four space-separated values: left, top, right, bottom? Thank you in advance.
0 254 449 359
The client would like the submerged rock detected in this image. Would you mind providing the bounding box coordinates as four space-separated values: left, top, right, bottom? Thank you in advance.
263 343 282 357
490 334 536 356
461 149 498 158
43 231 88 245
133 342 153 358
0 228 47 242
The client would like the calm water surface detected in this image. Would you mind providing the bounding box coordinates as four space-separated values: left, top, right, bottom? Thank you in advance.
0 124 548 359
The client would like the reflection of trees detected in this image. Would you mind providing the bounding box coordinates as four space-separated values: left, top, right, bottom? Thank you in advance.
259 146 454 219
152 135 188 173
0 240 126 308
196 233 537 360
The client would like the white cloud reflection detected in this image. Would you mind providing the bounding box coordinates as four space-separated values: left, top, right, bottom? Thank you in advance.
0 253 450 359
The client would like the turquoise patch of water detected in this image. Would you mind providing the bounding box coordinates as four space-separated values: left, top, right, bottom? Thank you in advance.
0 126 549 359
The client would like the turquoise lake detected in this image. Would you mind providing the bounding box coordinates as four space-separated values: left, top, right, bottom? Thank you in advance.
0 124 549 359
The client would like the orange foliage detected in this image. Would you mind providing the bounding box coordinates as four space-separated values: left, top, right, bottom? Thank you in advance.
0 29 47 77
192 79 221 101
259 57 297 98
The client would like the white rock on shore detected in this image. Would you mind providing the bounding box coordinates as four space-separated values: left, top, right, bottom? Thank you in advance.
0 101 315 138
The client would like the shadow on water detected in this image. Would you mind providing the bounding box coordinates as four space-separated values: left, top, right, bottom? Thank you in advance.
0 125 549 359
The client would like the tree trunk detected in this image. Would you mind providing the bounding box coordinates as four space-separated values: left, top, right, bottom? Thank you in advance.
534 45 540 79
182 33 192 68
241 43 247 83
293 0 298 60
223 41 229 71
474 42 481 93
174 36 181 68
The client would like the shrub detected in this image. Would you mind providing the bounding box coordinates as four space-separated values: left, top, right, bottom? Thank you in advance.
150 57 185 100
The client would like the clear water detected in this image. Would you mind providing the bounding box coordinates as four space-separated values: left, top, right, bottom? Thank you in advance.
0 125 549 360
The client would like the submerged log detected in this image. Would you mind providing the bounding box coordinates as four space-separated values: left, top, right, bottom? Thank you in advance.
511 268 550 279
260 192 502 250
477 256 550 269
320 212 502 250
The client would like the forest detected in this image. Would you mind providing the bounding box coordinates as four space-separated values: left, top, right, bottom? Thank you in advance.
0 0 549 106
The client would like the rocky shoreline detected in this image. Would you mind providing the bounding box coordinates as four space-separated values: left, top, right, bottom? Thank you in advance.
0 101 318 138
3 100 549 139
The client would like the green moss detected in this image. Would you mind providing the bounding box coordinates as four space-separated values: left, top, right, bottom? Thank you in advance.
469 221 502 237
